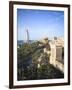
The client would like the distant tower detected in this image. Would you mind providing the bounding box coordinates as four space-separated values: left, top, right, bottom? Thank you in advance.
25 28 29 43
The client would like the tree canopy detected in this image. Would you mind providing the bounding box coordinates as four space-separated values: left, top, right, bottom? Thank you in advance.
17 41 64 80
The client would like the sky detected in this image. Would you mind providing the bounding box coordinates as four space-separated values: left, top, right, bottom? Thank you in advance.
17 9 64 40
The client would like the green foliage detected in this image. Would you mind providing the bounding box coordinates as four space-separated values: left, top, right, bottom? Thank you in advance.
41 53 49 65
37 63 64 79
17 41 64 80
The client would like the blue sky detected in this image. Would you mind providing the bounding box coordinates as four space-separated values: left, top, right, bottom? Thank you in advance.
17 9 64 40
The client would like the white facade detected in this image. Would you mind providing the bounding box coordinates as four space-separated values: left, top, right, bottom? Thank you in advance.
49 39 64 73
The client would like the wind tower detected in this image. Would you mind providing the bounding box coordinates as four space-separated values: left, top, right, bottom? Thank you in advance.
24 28 29 43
